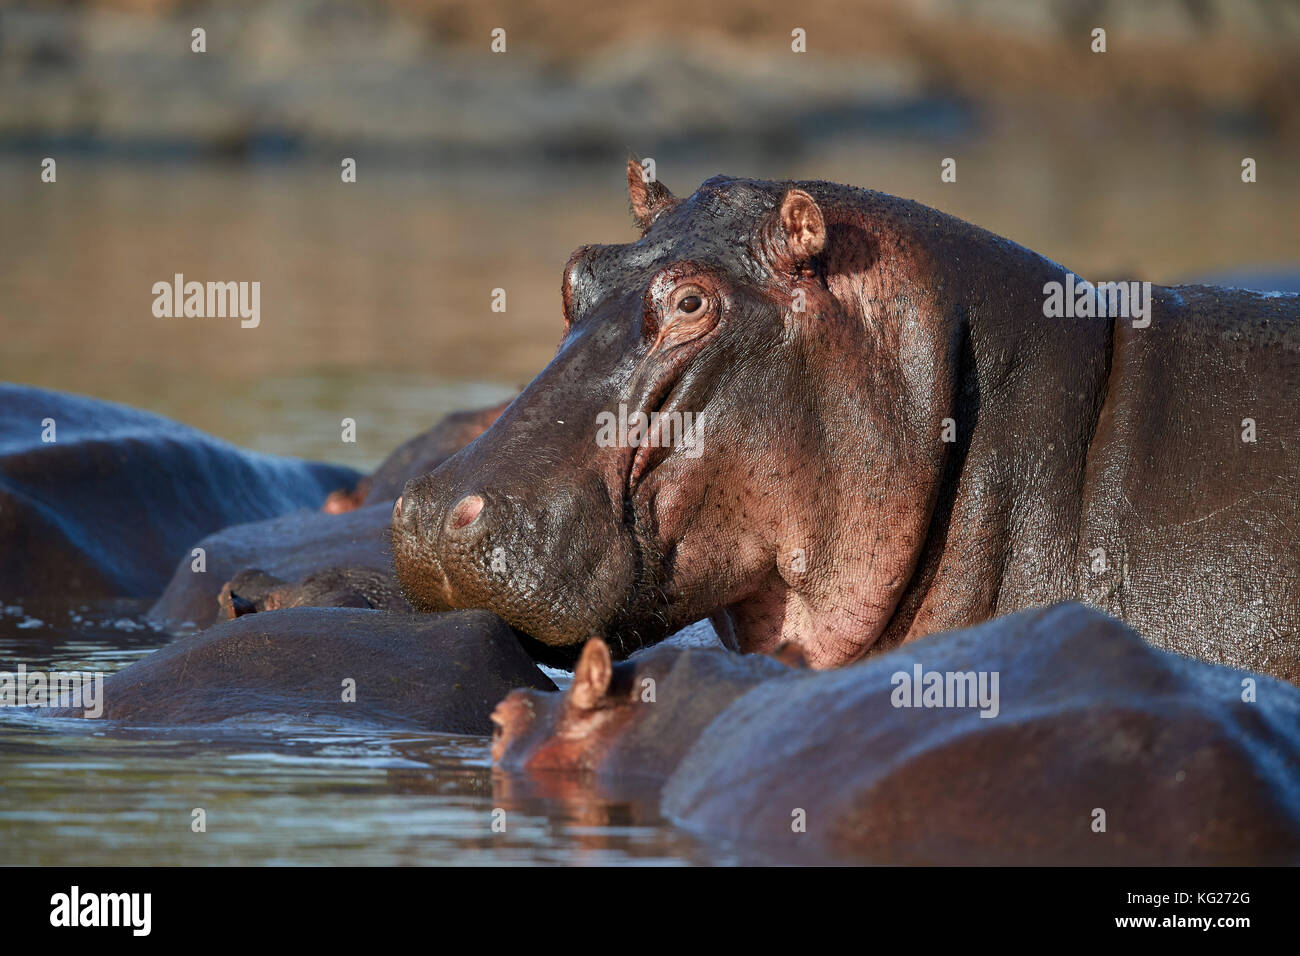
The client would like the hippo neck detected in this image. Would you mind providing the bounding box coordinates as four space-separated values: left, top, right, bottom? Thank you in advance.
862 194 1114 648
723 188 1114 664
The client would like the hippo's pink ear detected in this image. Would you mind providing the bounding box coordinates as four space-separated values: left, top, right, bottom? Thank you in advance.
778 189 827 263
627 157 677 234
570 638 614 710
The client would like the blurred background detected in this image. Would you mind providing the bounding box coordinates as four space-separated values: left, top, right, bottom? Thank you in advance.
2 0 1298 469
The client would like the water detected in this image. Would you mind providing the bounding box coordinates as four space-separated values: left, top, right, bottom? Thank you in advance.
0 602 753 865
2 128 1299 864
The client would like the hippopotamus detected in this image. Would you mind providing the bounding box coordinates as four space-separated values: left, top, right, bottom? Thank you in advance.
492 603 1300 864
147 502 402 629
0 384 359 602
393 163 1300 679
48 607 554 733
215 566 408 619
148 403 511 629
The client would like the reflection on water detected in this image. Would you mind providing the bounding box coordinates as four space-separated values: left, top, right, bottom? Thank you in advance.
3 127 1298 467
0 716 723 866
3 129 1298 864
0 602 752 866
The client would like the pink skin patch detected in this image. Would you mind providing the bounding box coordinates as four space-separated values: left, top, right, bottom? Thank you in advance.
448 494 485 531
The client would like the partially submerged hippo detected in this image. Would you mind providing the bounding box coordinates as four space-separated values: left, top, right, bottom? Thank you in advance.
493 603 1300 864
147 502 401 629
0 384 358 602
150 403 512 629
393 163 1300 679
215 566 407 619
48 607 554 734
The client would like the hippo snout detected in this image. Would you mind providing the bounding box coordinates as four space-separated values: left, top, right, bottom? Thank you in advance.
390 450 650 662
390 475 473 613
393 476 489 539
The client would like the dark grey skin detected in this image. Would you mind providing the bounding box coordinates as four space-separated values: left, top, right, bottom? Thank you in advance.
148 502 399 629
493 603 1300 865
393 163 1300 678
0 384 358 602
47 607 555 734
216 566 409 619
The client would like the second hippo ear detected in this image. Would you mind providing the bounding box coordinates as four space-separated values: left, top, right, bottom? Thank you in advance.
627 157 677 234
778 188 826 263
570 638 614 710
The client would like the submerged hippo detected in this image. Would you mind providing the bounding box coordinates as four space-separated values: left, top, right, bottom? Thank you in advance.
49 607 554 733
149 403 512 629
493 604 1300 864
0 384 358 602
393 163 1300 678
148 502 401 629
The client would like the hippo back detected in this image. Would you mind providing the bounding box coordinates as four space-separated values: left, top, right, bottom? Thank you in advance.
1075 287 1300 682
663 603 1300 864
47 607 555 734
0 385 359 600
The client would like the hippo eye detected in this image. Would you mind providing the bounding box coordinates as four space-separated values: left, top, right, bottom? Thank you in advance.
646 281 716 345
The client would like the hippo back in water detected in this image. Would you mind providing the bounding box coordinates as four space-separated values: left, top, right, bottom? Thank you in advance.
149 402 513 630
0 385 358 602
492 604 1300 864
393 165 1299 680
47 607 555 734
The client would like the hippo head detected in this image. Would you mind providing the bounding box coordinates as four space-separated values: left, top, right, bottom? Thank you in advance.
491 637 796 775
393 163 965 668
490 639 635 773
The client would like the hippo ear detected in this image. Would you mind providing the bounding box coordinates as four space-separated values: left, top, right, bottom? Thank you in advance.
778 188 827 263
570 638 614 710
627 157 677 234
770 640 810 670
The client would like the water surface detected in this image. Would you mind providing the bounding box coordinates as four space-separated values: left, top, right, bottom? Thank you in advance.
2 130 1298 864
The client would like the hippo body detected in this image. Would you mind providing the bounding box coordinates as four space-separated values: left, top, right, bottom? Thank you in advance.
492 604 1300 864
394 167 1300 680
147 502 399 629
150 402 511 629
0 385 358 602
50 607 555 733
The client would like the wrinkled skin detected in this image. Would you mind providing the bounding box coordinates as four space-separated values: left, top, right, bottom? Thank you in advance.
393 164 1300 677
493 604 1300 864
45 607 555 734
0 384 359 602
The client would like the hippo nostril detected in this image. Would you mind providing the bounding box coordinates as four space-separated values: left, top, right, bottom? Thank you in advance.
448 494 485 532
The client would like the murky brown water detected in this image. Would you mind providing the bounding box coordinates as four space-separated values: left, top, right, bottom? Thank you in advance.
3 126 1297 467
1 127 1298 864
0 602 769 865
